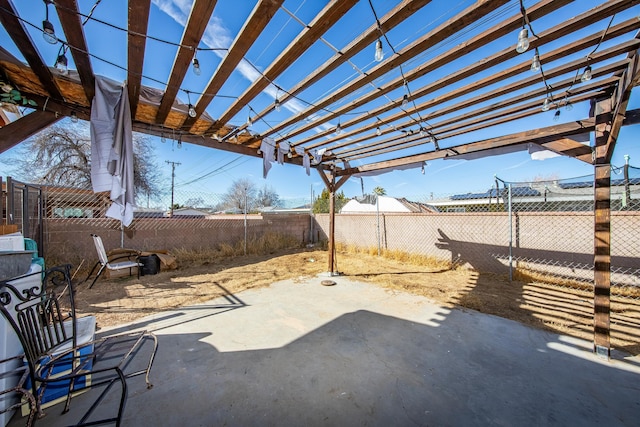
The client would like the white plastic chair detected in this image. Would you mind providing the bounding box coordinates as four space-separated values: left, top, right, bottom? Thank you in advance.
87 234 142 288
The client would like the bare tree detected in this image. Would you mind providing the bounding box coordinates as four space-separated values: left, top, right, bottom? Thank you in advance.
222 177 258 213
3 122 165 202
256 184 281 208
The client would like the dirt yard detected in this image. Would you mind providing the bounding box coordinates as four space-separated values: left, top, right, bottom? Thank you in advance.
73 248 640 355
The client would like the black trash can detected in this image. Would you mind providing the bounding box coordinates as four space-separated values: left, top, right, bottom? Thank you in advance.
139 254 160 276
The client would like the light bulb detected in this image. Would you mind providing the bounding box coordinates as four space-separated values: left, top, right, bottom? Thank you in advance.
247 116 253 127
376 126 381 136
275 98 281 112
541 96 552 112
553 110 560 122
530 53 540 72
581 65 592 82
161 134 166 143
516 28 529 54
421 163 425 174
565 100 573 111
402 94 408 107
287 151 292 158
70 111 78 123
420 127 426 137
335 122 341 135
374 39 384 62
42 20 57 44
192 57 201 76
188 104 196 118
55 53 68 75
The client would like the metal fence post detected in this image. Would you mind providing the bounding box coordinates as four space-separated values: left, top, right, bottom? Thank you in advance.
508 183 513 282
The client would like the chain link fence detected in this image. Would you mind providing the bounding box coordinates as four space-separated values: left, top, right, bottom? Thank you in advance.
3 165 639 350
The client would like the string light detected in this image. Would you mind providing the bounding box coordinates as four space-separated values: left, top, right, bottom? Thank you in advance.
55 49 68 75
530 52 540 72
402 94 408 107
374 39 383 62
376 126 381 136
516 28 529 53
275 98 281 112
564 98 573 111
581 65 592 82
42 0 57 45
185 90 196 118
335 120 341 135
542 94 552 112
553 110 560 122
192 56 201 76
70 111 78 123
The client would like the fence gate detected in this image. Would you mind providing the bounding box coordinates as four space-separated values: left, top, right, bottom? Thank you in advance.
1 176 44 256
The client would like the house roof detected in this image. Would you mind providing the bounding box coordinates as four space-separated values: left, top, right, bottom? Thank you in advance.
0 1 639 178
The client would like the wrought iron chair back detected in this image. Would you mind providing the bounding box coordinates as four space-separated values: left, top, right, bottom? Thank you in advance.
1 264 158 426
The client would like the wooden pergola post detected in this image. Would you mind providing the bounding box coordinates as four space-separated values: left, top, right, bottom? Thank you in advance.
592 97 612 358
590 50 640 358
317 168 350 275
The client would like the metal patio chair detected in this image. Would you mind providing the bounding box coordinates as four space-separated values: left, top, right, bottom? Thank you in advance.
0 355 36 427
0 265 158 426
85 234 142 289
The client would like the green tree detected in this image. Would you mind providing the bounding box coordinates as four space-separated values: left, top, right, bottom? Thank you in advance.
312 188 348 213
372 186 386 196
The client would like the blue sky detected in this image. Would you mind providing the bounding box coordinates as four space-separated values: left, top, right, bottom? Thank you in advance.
1 0 640 206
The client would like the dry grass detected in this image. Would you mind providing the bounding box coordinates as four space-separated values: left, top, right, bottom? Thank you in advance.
74 243 640 355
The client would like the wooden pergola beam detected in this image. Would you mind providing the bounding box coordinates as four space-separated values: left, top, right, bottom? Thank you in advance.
55 0 95 104
298 14 640 151
182 0 285 131
0 0 63 100
273 0 568 143
0 110 61 153
127 0 152 118
315 51 630 160
264 0 510 140
207 0 359 133
335 109 640 177
241 0 433 136
331 71 618 161
155 0 218 124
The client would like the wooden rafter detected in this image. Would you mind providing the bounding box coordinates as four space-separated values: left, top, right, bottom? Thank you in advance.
206 0 360 133
262 0 511 140
296 10 640 150
0 0 63 100
55 0 94 104
155 0 218 124
127 0 151 118
182 0 285 130
305 39 637 159
236 0 433 138
335 65 622 160
335 109 640 177
270 0 569 143
0 110 61 153
602 47 640 163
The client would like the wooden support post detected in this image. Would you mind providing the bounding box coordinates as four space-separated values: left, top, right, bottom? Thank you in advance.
592 97 612 358
317 168 350 275
328 181 336 274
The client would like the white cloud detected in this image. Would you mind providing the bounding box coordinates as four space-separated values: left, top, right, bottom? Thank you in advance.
153 1 327 125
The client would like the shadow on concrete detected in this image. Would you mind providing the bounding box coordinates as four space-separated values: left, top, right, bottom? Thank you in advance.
434 229 640 356
17 308 640 426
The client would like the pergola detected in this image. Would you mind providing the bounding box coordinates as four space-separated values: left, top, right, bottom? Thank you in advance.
0 0 639 356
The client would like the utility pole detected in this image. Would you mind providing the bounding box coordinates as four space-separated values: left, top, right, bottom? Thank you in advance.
166 161 181 216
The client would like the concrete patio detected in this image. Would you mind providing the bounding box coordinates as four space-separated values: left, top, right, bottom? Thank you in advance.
8 276 640 426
